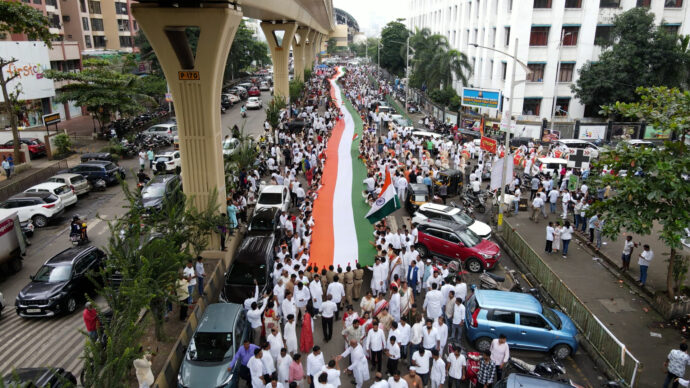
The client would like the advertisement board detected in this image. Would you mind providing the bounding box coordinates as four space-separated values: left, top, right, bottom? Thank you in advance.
461 87 501 110
578 125 607 140
0 42 55 102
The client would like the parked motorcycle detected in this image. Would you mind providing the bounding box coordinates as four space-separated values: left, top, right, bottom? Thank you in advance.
507 356 566 380
91 179 107 192
462 190 486 214
479 270 523 292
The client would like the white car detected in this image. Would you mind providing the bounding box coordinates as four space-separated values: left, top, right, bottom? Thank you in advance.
259 82 270 91
24 182 78 207
222 138 240 156
0 192 65 228
255 185 291 213
223 93 241 104
246 97 263 110
154 151 182 173
412 203 492 239
46 173 91 196
144 123 177 140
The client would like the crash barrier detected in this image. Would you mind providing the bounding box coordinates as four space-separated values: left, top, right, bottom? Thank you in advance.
0 159 68 202
152 230 244 388
502 225 640 387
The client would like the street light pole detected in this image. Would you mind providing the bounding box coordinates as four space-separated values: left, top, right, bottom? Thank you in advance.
550 30 571 132
405 35 410 115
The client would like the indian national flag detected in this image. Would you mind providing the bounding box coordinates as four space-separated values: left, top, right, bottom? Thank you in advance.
310 67 376 269
365 168 400 224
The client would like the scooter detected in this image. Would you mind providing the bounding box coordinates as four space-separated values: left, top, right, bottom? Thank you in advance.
91 179 107 192
479 270 523 292
507 356 567 379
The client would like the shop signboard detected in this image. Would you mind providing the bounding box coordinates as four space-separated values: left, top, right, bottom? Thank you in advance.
0 42 55 102
461 87 501 110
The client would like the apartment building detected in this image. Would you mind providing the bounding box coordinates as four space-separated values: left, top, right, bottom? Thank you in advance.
407 0 690 121
61 0 139 53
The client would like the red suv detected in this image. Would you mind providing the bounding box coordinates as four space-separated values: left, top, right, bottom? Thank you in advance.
2 138 46 159
248 86 261 97
416 221 500 273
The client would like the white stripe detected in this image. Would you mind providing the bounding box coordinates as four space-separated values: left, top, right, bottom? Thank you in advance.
330 70 358 268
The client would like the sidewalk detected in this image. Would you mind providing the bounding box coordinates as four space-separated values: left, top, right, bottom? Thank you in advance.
504 210 681 387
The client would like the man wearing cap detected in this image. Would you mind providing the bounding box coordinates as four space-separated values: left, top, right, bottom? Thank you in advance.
344 266 355 305
403 367 423 388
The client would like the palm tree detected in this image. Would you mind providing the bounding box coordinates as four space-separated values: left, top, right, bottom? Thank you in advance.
408 29 472 92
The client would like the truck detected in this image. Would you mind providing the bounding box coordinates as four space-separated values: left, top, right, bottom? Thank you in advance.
0 209 27 274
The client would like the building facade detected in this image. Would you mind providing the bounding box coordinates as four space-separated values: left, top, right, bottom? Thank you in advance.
61 0 139 53
407 0 690 121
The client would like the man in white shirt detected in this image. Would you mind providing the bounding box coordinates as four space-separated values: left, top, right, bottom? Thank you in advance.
423 283 443 320
366 322 387 373
320 295 338 341
248 349 266 388
307 346 326 388
385 336 401 375
310 275 324 311
429 350 446 388
320 360 341 388
391 320 411 360
454 281 467 304
371 372 390 388
183 261 196 303
421 319 440 352
266 327 284 361
411 348 431 387
389 285 401 322
327 276 346 319
490 334 510 381
531 195 544 223
261 343 276 376
247 295 269 344
294 282 311 320
638 244 654 286
388 370 409 388
446 347 466 388
363 174 376 194
409 316 425 364
281 292 297 323
451 298 466 341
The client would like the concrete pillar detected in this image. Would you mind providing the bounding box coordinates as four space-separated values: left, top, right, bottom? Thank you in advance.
132 4 240 249
292 27 310 81
314 33 324 63
261 22 298 101
303 29 318 71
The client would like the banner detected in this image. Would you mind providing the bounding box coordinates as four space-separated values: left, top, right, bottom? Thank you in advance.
461 87 502 110
0 42 55 102
490 157 514 191
480 136 497 153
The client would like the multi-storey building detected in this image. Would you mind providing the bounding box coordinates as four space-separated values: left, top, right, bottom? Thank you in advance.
408 0 690 121
61 0 139 53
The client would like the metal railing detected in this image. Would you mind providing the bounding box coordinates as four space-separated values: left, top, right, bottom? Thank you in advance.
0 160 69 202
502 226 640 387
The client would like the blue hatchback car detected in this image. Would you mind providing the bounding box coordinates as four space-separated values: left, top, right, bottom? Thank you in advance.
465 290 578 359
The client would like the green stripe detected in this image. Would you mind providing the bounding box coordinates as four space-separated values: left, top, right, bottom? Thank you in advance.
343 94 376 267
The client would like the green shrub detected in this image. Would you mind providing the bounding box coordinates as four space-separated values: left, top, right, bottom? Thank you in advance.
53 133 72 156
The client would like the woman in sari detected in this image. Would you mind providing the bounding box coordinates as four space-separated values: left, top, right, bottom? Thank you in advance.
400 281 414 318
373 295 389 318
299 311 314 353
263 300 280 335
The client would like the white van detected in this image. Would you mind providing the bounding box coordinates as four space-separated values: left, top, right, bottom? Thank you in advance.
533 157 568 177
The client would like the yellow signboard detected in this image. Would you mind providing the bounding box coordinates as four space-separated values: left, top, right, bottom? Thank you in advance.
178 71 200 81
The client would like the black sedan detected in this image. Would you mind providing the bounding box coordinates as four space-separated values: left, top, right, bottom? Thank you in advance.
247 207 283 240
15 246 107 318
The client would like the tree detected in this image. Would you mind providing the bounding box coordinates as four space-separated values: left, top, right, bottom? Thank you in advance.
326 37 338 55
572 8 689 116
265 95 286 130
366 37 379 63
226 21 269 81
0 1 55 162
591 86 690 298
380 20 408 76
409 28 472 91
46 59 159 133
135 30 160 73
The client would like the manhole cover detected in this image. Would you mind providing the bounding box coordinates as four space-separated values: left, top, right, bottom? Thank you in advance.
598 298 636 313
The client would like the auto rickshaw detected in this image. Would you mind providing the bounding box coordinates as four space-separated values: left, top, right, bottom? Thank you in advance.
434 169 464 196
405 183 430 213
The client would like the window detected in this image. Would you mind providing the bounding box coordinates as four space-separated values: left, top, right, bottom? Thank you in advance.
529 26 549 46
520 314 551 329
33 0 41 4
533 0 552 8
85 35 92 48
49 14 60 29
665 0 683 7
79 0 86 12
90 18 103 31
82 17 89 31
594 25 612 46
504 27 511 46
527 63 545 82
63 15 70 22
636 0 651 6
523 98 542 115
555 98 570 116
562 26 579 45
492 27 496 47
115 2 128 15
600 0 620 7
502 62 507 80
489 60 494 79
93 35 106 47
88 0 101 14
488 310 516 324
558 63 575 82
117 19 129 32
664 24 680 34
565 0 581 7
119 36 132 47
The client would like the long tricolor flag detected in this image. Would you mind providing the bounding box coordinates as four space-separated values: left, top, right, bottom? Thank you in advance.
365 168 400 224
310 67 376 269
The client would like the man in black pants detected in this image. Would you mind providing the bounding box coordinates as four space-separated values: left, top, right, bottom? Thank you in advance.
320 295 337 341
366 321 386 373
385 336 401 375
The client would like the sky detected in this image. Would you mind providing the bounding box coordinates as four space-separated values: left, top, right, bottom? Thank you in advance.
334 0 408 37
